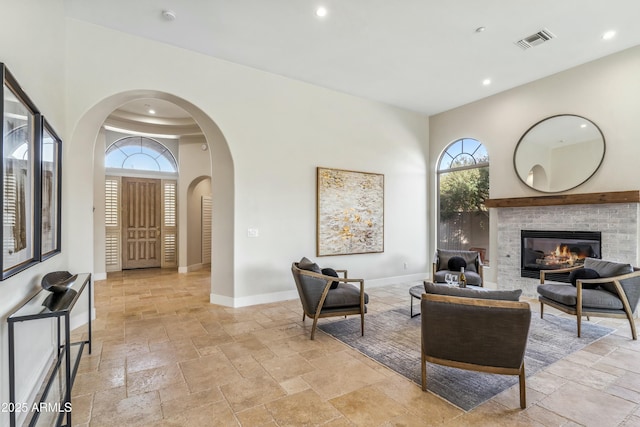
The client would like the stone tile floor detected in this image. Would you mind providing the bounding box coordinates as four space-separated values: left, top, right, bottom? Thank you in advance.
67 268 640 426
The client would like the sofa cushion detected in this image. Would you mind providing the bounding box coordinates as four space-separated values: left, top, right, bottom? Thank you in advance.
583 258 633 277
323 283 369 308
299 257 321 274
537 283 624 310
447 256 467 272
568 268 600 289
437 249 478 274
321 267 340 289
434 270 482 286
424 281 521 301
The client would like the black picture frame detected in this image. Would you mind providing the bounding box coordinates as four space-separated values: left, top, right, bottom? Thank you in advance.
40 117 62 260
1 63 41 279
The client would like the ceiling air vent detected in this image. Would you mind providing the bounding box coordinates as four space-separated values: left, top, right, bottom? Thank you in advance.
515 28 556 50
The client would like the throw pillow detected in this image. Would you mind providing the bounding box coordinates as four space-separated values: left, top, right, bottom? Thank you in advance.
321 268 340 289
298 257 321 274
447 256 467 272
423 281 522 301
568 268 600 289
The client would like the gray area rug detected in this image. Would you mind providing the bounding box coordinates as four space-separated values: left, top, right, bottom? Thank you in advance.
318 306 613 411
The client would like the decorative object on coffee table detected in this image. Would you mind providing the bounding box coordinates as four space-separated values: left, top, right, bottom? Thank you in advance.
41 271 78 293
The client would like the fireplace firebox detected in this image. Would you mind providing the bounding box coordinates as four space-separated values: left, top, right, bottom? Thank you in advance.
520 230 601 282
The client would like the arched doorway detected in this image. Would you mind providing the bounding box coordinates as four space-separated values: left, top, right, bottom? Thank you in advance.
65 90 235 302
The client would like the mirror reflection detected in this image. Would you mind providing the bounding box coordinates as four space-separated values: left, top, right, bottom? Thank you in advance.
513 114 605 193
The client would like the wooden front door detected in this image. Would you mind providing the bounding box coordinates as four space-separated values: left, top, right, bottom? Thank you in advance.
122 177 162 269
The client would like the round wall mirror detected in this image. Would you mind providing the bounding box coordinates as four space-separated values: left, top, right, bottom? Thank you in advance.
513 114 605 193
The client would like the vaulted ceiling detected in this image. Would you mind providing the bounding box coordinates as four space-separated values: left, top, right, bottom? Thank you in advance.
65 0 640 119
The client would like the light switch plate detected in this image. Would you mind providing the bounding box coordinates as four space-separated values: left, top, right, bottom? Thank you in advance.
247 228 259 238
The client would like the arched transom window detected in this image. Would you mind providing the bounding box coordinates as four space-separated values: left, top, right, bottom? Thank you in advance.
105 136 177 173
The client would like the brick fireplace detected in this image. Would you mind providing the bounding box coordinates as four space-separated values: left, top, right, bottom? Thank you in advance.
487 191 640 297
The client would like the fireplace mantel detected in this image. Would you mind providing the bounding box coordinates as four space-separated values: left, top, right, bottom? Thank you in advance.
484 190 640 208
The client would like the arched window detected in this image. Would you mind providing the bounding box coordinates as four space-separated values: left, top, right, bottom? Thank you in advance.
105 136 177 173
437 138 490 264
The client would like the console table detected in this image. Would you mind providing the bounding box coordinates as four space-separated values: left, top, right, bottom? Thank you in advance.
7 273 92 427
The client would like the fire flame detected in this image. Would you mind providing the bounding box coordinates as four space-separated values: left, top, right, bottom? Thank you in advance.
545 244 581 266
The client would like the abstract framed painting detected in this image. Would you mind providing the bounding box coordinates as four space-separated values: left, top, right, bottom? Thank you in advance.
316 167 384 256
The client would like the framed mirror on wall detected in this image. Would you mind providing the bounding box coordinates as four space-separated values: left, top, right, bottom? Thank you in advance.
513 114 605 193
1 62 62 280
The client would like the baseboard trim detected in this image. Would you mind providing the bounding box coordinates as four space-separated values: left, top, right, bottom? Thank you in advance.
211 289 299 308
366 272 428 288
210 272 428 308
93 272 107 281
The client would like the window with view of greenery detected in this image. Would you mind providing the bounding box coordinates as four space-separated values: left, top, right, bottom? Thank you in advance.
437 138 490 265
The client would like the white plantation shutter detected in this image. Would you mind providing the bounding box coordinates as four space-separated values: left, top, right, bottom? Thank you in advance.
105 176 121 271
201 196 212 264
3 172 17 267
162 180 177 267
105 178 119 226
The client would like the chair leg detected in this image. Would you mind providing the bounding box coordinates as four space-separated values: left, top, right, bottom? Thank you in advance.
519 365 527 409
421 352 427 391
576 314 582 338
360 312 365 336
624 307 638 340
310 317 319 340
302 313 305 321
540 301 544 318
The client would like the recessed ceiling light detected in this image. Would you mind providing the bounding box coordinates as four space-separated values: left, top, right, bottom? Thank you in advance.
161 10 176 21
316 6 328 17
482 78 491 86
148 109 156 115
602 30 616 40
580 124 587 128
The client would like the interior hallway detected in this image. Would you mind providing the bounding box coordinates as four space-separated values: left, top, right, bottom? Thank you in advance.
68 269 640 426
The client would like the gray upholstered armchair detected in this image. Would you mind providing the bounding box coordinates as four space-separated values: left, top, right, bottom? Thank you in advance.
421 282 531 408
432 249 484 286
291 258 368 340
538 257 640 340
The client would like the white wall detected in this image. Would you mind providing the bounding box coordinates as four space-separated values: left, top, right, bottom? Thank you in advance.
0 2 69 426
0 7 430 423
178 135 212 270
429 45 640 281
63 19 429 306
